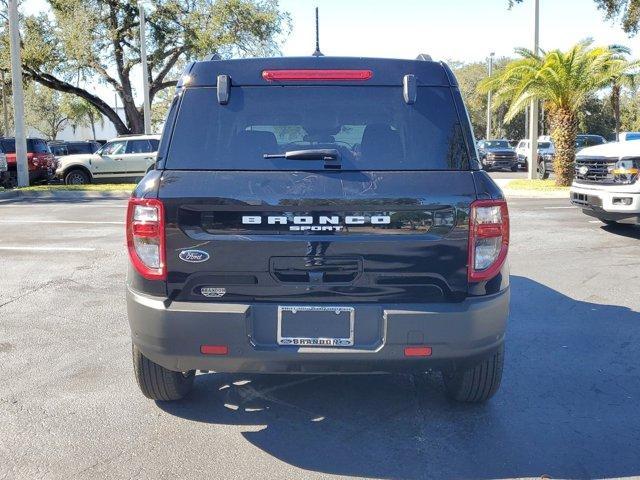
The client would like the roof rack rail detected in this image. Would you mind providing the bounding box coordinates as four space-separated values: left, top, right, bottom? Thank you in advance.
416 53 433 61
204 53 222 61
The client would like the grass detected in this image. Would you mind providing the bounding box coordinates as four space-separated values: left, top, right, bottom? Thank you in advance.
505 179 570 191
17 183 136 192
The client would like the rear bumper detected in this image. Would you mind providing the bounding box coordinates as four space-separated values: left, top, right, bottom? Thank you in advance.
127 287 509 374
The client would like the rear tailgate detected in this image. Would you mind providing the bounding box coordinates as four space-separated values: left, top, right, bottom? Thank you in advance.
160 170 474 304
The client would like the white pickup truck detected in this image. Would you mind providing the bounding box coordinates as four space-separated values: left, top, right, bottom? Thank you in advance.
570 142 639 225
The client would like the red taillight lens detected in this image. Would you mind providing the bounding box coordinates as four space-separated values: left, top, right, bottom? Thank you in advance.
468 199 509 282
126 198 166 280
262 69 373 81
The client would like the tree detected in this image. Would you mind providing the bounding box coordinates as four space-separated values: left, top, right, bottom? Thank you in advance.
451 58 526 141
24 83 69 139
578 95 616 139
510 0 640 35
480 41 620 186
595 0 640 34
63 98 104 140
0 0 290 135
605 45 639 140
620 89 640 130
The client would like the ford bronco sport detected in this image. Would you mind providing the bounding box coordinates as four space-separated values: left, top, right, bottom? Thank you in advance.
127 56 510 403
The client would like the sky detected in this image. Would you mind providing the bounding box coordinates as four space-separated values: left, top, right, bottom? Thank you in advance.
20 0 640 106
277 0 637 61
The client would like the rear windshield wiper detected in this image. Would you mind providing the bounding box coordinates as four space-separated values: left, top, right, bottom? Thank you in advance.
263 149 340 161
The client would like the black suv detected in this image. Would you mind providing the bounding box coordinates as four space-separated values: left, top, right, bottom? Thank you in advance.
48 140 101 158
477 139 518 171
126 56 510 403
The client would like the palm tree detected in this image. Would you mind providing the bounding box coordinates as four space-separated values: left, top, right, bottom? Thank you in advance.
607 45 640 141
479 41 619 186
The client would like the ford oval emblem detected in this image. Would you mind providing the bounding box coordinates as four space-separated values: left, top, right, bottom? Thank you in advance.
179 249 210 263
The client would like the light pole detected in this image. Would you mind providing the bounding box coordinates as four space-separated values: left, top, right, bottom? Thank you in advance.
527 0 540 180
139 2 152 135
486 52 495 140
8 0 29 187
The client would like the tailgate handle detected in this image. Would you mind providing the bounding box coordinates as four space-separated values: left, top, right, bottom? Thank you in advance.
270 256 361 284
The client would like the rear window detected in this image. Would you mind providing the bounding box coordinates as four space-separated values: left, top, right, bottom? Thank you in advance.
28 139 50 153
0 139 15 153
166 86 469 171
67 143 95 154
538 142 551 149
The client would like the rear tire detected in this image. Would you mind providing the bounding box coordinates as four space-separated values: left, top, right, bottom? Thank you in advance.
64 169 90 185
132 344 194 401
443 344 504 403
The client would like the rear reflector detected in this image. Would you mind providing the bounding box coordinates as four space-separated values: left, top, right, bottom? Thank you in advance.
262 69 373 81
200 345 228 355
404 346 432 357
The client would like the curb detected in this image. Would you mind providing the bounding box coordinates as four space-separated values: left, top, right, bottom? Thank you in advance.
0 190 132 201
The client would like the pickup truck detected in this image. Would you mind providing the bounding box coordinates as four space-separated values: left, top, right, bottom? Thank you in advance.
570 141 639 225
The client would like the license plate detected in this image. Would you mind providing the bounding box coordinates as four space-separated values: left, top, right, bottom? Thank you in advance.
277 306 354 347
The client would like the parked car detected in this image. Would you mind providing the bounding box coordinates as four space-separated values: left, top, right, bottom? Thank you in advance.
515 139 555 173
570 141 639 225
48 140 102 159
55 134 160 184
0 137 55 186
618 132 640 142
127 55 510 404
477 139 518 171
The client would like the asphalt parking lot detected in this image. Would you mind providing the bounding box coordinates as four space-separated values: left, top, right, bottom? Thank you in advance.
1 194 639 480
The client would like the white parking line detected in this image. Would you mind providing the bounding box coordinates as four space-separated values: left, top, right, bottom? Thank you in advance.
0 220 123 225
0 246 96 252
543 206 575 209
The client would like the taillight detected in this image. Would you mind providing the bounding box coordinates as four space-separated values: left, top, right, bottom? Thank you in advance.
262 69 373 81
126 198 166 280
468 199 509 282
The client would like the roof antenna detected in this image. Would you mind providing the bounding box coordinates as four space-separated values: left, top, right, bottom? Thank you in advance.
312 7 323 56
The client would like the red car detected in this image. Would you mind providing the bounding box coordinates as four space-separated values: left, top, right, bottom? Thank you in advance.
0 137 55 187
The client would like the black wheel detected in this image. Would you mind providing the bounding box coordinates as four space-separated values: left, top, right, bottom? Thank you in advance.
132 344 194 401
64 169 90 185
537 161 549 180
443 344 504 403
511 165 519 172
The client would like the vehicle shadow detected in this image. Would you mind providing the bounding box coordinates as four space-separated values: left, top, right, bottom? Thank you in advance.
158 276 640 479
602 223 640 239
